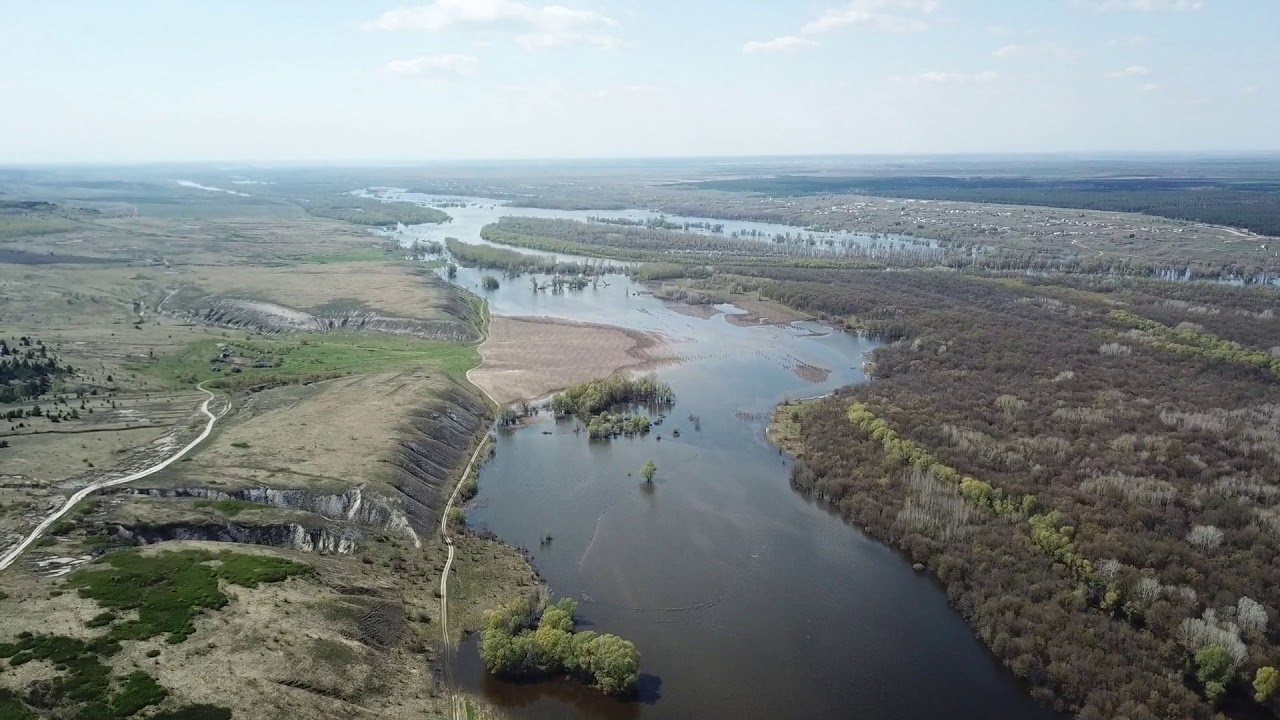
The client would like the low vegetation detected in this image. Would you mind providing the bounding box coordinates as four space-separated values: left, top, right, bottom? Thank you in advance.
68 549 312 644
141 333 479 389
0 549 302 719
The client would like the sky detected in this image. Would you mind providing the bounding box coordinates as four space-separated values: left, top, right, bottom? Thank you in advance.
0 0 1275 163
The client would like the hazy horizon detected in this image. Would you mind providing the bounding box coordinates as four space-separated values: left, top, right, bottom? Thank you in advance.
2 0 1276 163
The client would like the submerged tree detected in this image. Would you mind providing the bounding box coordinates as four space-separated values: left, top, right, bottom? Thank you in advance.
640 460 657 484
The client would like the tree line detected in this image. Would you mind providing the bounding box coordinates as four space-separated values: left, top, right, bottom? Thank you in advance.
549 375 675 418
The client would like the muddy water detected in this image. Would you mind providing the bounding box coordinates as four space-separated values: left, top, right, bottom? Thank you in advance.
384 197 1061 720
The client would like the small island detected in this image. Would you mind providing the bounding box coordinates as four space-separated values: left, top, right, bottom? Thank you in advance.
479 595 640 696
549 376 674 442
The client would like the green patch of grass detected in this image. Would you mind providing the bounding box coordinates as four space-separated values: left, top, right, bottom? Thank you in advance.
86 612 117 629
0 635 117 710
50 520 77 536
67 549 311 644
0 633 174 720
138 333 479 390
0 213 79 239
0 687 36 720
106 671 168 717
192 499 261 517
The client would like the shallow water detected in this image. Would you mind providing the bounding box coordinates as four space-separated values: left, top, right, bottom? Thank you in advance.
381 197 1061 720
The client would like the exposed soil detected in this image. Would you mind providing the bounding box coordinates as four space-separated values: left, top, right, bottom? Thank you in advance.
468 316 677 405
725 298 811 327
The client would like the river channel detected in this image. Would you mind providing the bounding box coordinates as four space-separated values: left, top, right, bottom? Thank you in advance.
385 194 1062 720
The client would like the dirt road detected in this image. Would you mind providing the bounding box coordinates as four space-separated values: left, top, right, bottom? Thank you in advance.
0 382 226 572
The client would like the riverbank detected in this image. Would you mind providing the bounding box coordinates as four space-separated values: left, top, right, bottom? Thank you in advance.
468 315 677 405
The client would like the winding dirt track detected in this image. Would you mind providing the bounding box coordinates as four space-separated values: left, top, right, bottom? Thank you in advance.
439 309 498 720
0 382 226 572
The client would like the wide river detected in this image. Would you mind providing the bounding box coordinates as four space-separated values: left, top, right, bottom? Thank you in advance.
386 194 1062 720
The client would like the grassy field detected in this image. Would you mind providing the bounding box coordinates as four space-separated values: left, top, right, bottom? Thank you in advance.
140 333 479 389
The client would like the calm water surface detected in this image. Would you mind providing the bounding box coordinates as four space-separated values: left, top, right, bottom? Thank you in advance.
382 197 1061 720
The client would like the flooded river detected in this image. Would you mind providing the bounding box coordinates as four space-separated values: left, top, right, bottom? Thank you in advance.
386 195 1061 720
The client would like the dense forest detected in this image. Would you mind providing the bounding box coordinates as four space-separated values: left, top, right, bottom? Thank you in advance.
480 217 910 268
444 237 611 276
480 217 1280 285
692 175 1280 237
745 268 1280 719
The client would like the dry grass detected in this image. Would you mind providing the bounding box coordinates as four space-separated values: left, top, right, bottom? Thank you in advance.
469 315 675 405
169 371 452 494
172 262 456 322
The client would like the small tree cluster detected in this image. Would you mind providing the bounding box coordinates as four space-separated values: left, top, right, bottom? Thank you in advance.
479 596 640 696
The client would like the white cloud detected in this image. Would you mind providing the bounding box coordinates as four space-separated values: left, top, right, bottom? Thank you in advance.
1107 64 1151 78
1242 84 1260 96
592 84 662 99
987 25 1038 36
993 43 1079 61
908 70 998 84
743 36 820 55
1075 0 1203 11
800 0 938 35
366 0 620 50
1142 82 1160 92
1107 34 1151 47
383 53 479 76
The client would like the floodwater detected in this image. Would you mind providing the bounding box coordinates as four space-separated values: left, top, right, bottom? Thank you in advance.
382 196 1062 720
371 189 937 257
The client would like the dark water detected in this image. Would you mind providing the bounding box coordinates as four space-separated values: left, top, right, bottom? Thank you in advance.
380 196 1062 720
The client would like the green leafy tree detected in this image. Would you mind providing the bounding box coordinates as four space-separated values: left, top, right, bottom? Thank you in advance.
640 460 656 483
1195 644 1235 702
584 633 640 695
1256 666 1278 703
